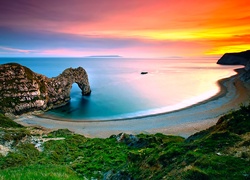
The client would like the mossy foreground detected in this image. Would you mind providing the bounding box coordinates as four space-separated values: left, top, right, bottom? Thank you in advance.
0 104 250 180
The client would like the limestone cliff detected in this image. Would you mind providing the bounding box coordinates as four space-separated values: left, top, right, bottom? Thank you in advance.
217 50 250 82
0 63 91 115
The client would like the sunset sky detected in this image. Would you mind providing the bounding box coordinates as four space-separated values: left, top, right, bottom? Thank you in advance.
0 0 249 58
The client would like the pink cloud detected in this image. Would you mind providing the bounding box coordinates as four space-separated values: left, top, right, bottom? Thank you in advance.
0 46 33 54
0 0 249 57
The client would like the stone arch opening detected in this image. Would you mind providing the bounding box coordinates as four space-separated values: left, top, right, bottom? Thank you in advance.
70 83 81 98
75 81 91 96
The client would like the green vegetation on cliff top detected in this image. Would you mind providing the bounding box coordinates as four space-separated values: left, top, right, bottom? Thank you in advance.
0 103 249 179
0 114 23 128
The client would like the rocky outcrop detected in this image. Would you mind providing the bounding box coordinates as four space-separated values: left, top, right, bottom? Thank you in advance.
217 50 250 67
217 50 250 82
0 63 91 115
103 170 132 180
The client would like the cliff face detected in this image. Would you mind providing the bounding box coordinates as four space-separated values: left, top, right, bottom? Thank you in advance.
217 50 250 82
0 63 91 115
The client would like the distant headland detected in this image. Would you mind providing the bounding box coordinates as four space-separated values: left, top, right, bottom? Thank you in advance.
84 55 122 58
217 50 250 67
217 49 250 81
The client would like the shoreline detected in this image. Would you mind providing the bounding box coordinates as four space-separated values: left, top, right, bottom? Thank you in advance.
36 73 230 123
34 68 234 122
15 68 250 138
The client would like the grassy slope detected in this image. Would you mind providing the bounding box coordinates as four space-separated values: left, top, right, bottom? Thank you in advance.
0 104 249 180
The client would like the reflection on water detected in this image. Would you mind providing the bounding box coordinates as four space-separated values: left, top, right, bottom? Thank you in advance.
43 59 240 120
0 58 242 120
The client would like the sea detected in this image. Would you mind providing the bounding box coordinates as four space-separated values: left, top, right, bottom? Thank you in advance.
0 57 242 120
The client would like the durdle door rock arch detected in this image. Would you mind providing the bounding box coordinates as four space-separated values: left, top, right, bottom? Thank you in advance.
0 63 91 115
58 67 91 96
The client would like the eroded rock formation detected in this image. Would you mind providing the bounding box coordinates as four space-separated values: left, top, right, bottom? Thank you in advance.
0 63 91 115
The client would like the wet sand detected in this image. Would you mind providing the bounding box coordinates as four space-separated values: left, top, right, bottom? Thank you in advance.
15 68 250 138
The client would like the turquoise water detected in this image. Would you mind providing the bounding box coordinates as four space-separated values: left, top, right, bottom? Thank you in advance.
0 58 241 120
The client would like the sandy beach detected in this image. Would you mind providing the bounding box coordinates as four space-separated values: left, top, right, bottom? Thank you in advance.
15 68 250 138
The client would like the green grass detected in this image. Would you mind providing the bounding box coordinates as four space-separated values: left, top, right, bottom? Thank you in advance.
0 164 81 180
0 103 249 179
0 113 23 128
0 128 29 142
45 128 73 138
193 154 250 179
41 135 130 179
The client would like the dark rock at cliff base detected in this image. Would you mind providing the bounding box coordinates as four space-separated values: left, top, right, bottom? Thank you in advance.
0 63 91 115
217 50 250 67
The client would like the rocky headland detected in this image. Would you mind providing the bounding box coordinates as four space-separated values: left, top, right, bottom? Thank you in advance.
217 50 250 81
0 63 91 115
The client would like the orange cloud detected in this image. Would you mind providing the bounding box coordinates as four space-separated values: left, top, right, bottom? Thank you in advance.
0 0 249 57
57 0 249 56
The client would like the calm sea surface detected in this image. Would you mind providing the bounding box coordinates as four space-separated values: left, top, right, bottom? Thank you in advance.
0 58 241 120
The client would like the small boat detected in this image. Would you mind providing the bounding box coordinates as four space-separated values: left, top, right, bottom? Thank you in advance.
141 71 148 75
